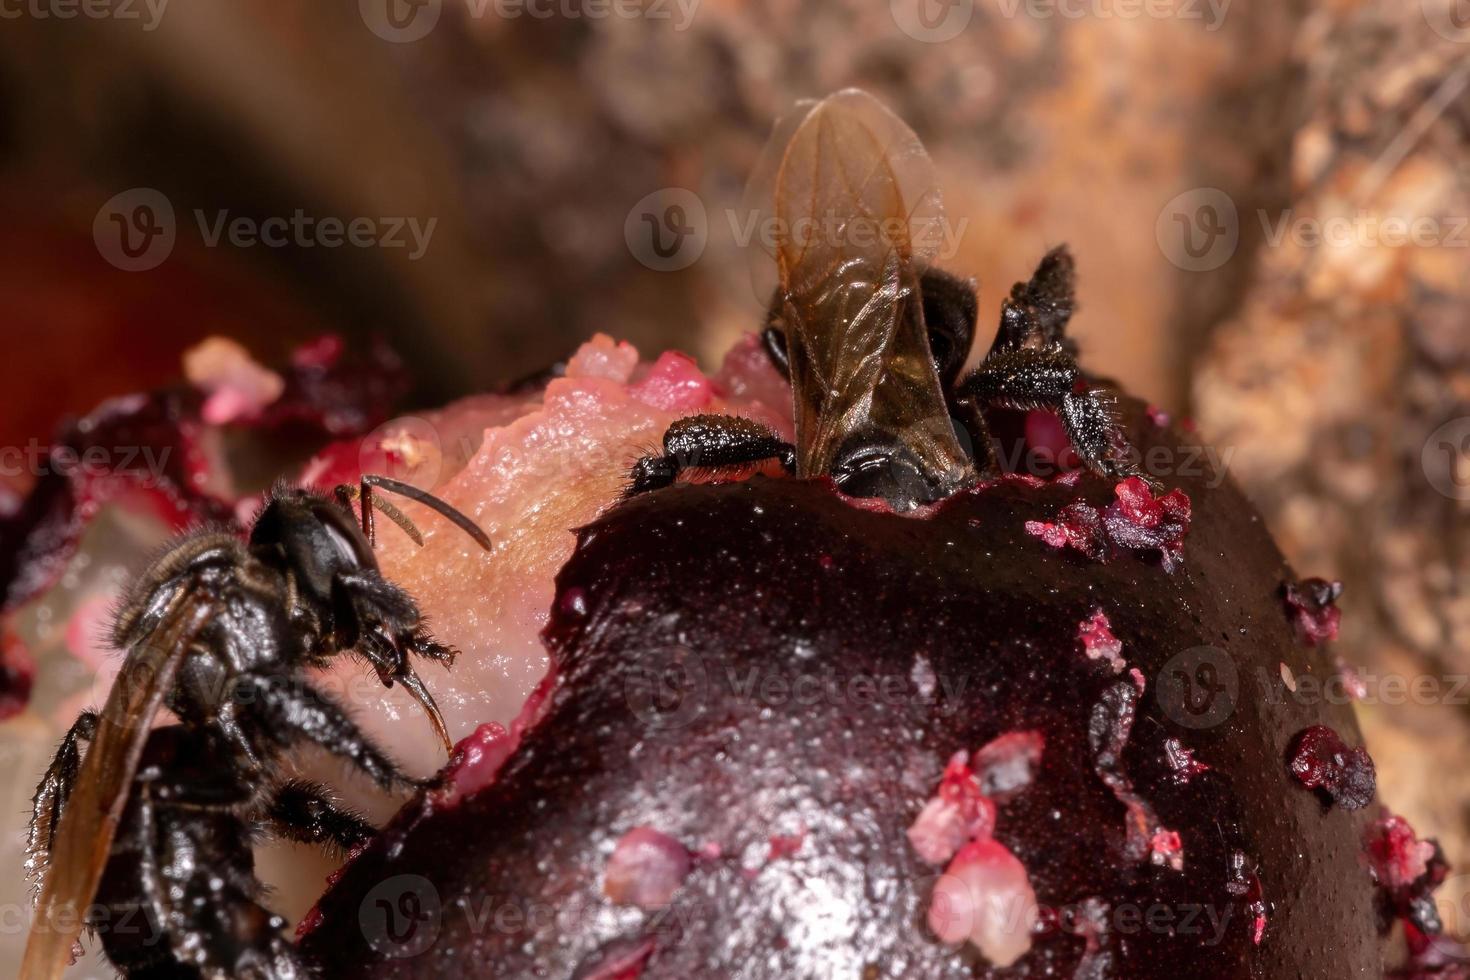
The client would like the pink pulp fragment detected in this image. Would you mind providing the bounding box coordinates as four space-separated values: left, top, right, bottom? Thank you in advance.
604 827 693 911
1149 829 1185 871
929 839 1039 968
908 751 997 866
183 336 286 425
910 737 1044 967
1078 609 1125 673
1365 813 1438 891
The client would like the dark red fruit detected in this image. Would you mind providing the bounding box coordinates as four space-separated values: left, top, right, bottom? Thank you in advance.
301 401 1393 978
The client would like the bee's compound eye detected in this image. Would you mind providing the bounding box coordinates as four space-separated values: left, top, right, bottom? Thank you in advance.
832 443 940 512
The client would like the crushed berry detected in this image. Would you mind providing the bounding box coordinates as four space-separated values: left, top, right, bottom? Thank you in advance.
1064 897 1113 980
972 731 1045 802
907 751 997 865
1089 680 1175 866
1366 814 1438 891
1101 477 1192 572
1287 725 1376 811
1226 850 1268 945
1163 737 1211 784
1365 813 1452 943
1027 479 1191 570
1078 610 1125 673
1282 578 1343 645
1149 829 1185 871
1024 501 1108 561
0 335 406 612
1387 932 1470 980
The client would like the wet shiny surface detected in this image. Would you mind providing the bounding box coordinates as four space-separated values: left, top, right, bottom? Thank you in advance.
305 408 1387 978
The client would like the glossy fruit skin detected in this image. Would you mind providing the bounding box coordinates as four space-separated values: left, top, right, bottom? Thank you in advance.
302 407 1385 978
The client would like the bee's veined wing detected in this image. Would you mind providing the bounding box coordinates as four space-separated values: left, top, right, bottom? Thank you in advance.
746 88 970 485
20 591 213 980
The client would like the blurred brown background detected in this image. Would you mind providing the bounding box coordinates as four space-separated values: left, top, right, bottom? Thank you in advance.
0 0 1466 897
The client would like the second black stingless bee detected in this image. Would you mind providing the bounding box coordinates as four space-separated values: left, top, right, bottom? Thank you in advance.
628 89 1142 510
21 475 491 980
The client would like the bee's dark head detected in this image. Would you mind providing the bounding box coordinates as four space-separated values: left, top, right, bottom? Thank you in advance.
830 432 959 512
249 486 377 604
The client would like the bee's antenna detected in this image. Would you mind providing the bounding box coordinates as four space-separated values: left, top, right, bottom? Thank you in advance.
361 474 493 552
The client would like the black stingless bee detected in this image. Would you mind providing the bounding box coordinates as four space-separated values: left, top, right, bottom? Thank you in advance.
628 89 1141 510
21 474 490 980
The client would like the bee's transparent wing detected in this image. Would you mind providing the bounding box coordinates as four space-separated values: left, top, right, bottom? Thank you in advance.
20 592 212 980
743 88 968 483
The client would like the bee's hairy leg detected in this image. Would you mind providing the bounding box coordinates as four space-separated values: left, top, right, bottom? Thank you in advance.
233 673 419 792
956 345 1136 480
991 245 1078 355
264 779 376 855
26 709 98 881
141 793 310 980
627 414 797 497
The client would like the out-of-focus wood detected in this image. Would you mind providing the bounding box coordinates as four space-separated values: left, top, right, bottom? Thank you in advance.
1196 0 1470 871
